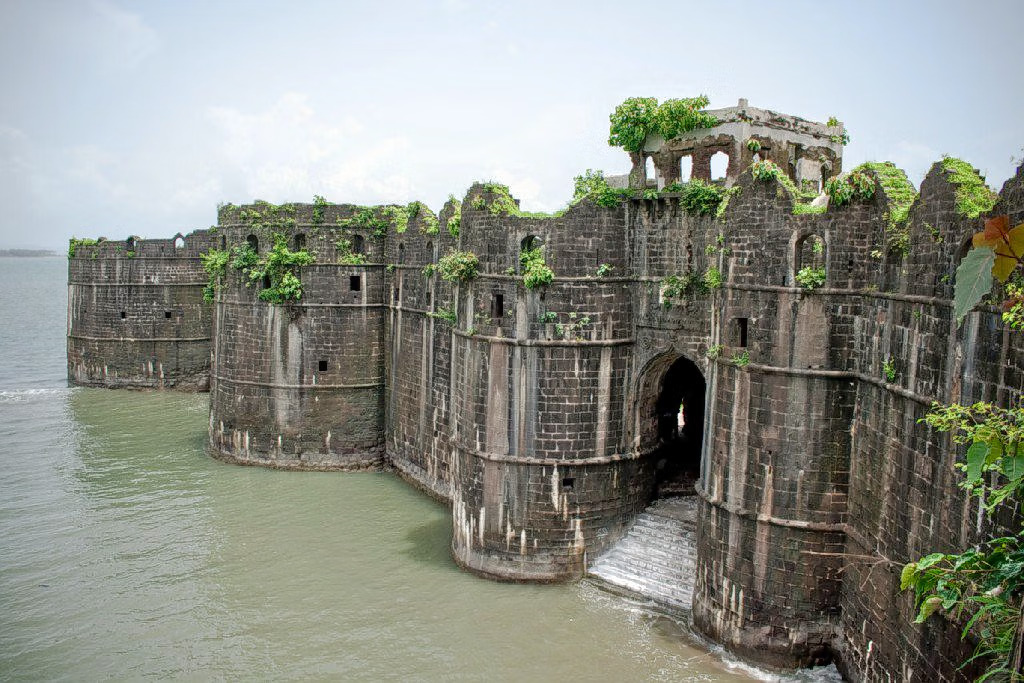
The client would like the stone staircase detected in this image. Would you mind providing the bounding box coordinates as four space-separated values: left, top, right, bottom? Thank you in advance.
587 496 698 612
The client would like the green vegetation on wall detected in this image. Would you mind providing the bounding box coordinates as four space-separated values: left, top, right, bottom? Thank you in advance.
520 245 554 289
335 237 367 265
204 234 315 304
941 157 999 219
446 196 462 237
438 249 479 283
67 237 99 258
608 96 717 153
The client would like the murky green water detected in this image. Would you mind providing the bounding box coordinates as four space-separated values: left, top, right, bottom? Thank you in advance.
0 258 770 680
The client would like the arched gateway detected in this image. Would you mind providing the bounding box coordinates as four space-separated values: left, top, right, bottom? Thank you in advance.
631 352 707 500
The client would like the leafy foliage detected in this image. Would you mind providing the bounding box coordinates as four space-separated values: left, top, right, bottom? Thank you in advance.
338 207 390 239
573 169 609 200
704 266 723 290
428 307 456 324
883 356 898 383
246 233 316 303
731 350 750 367
954 215 1024 324
67 237 98 258
596 263 614 277
904 401 1024 679
746 138 761 152
608 96 716 153
336 238 367 265
678 180 725 216
795 266 826 290
661 273 707 308
437 249 479 283
406 201 439 235
825 170 876 207
312 194 329 225
954 247 996 322
200 248 231 302
446 196 462 237
751 159 783 182
554 312 591 340
853 162 918 257
520 246 554 289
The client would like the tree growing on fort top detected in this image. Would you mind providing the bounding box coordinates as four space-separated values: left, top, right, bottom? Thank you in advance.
608 96 716 153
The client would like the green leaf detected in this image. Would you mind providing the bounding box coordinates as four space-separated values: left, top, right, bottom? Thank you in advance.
900 563 918 591
1003 453 1024 481
965 441 989 483
915 596 943 623
953 247 995 323
917 552 947 570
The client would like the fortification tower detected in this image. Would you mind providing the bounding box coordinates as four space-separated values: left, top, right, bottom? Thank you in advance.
207 202 401 469
67 230 215 389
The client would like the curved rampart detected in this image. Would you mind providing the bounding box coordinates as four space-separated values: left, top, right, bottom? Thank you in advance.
67 230 215 389
207 202 391 469
444 186 651 580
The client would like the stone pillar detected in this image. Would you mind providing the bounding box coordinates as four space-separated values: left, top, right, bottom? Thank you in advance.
691 147 712 182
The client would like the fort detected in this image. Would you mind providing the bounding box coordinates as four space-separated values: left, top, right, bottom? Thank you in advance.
67 98 1023 681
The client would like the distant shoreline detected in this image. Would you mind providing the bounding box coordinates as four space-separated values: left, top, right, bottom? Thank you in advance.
0 249 60 257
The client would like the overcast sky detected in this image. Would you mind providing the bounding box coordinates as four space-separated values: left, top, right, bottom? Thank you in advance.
1 0 1021 249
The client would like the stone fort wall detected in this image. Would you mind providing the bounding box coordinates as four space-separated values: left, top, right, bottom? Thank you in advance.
67 229 216 390
67 157 1024 680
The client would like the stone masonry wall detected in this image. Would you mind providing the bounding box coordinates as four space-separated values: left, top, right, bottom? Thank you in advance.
67 153 1024 681
67 229 215 389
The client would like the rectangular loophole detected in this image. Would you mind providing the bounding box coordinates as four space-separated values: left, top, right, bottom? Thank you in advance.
164 311 172 319
561 477 575 490
736 318 748 347
349 275 361 291
120 311 126 319
492 293 504 318
318 360 328 372
426 292 432 307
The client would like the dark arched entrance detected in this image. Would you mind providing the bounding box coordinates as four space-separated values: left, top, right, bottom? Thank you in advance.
652 356 706 497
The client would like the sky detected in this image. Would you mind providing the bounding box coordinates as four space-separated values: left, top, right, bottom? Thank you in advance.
0 0 1022 250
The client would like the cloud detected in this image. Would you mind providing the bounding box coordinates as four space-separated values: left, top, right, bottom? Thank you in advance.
206 93 411 203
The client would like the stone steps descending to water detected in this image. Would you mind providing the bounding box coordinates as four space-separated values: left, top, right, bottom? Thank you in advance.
587 496 698 613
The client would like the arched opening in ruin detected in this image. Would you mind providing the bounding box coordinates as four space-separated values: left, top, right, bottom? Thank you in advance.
796 233 827 279
679 155 693 182
173 235 185 249
293 233 306 251
247 234 259 254
645 156 656 186
634 353 706 499
710 152 729 181
352 234 365 255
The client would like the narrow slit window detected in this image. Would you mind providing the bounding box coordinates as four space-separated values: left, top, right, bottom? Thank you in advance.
318 360 328 372
736 318 748 347
492 293 504 318
120 311 126 319
426 292 432 307
350 275 361 291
